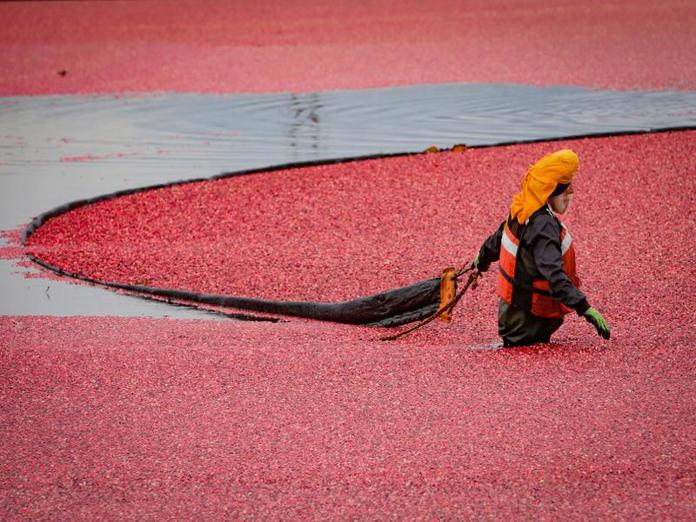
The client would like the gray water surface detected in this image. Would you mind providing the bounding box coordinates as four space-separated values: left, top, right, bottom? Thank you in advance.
2 83 695 316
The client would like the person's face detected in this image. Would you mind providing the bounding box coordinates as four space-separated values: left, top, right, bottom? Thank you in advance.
549 183 574 214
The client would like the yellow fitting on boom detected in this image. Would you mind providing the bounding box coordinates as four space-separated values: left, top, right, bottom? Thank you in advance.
438 267 457 323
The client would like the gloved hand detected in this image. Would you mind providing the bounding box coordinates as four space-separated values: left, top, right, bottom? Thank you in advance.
583 307 611 339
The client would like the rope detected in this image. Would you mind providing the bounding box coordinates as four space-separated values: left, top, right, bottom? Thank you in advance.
454 263 475 279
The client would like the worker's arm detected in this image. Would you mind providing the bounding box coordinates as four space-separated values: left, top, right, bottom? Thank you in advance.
475 220 505 272
532 220 610 339
528 215 590 314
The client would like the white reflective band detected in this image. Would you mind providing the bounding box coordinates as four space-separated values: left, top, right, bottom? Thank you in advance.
501 231 518 256
561 229 573 255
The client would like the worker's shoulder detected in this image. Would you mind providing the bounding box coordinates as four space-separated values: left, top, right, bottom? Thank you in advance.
527 206 561 236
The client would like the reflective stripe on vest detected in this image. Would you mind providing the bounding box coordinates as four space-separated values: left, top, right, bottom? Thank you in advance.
497 224 519 306
501 229 518 257
561 225 572 255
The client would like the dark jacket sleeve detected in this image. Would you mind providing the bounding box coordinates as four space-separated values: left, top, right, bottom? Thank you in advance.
476 221 505 272
527 215 590 315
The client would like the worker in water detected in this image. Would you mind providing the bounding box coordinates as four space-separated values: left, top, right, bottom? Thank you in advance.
473 149 610 347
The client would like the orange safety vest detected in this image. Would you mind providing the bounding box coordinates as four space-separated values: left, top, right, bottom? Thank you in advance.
497 213 580 319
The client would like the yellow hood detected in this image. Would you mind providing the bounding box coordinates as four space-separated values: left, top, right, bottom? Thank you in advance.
510 149 579 224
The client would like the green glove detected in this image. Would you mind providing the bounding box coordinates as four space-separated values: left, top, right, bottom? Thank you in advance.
583 307 611 339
